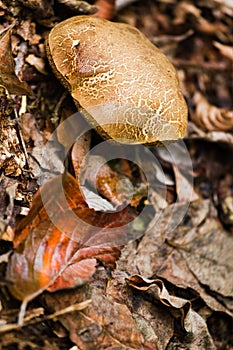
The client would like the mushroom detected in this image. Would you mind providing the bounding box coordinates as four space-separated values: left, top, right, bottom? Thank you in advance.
46 16 188 144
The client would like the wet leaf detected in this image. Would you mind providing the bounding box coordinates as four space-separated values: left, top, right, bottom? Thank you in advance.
6 172 138 300
83 155 140 207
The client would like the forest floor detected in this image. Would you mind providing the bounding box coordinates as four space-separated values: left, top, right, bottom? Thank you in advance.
0 0 232 349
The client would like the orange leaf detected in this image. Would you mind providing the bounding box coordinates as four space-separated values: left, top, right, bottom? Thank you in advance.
6 173 136 300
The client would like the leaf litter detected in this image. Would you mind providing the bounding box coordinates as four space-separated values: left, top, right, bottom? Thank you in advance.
0 0 232 349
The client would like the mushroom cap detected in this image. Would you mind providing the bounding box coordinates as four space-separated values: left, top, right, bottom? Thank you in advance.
47 16 188 144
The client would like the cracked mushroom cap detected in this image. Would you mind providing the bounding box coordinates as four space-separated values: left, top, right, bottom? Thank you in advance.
47 16 188 144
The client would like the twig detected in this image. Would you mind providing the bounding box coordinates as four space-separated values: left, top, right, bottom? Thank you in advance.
0 299 92 334
14 107 29 169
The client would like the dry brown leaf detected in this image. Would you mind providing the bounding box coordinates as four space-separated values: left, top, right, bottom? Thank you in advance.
118 199 232 316
187 122 233 144
0 88 26 176
172 165 199 203
44 275 156 349
17 0 54 18
0 24 32 96
213 0 233 16
173 1 201 25
25 54 47 75
16 20 41 45
192 92 233 132
126 275 216 350
196 17 227 35
57 0 98 15
20 112 43 147
70 134 91 179
213 41 233 60
181 221 233 297
0 177 18 236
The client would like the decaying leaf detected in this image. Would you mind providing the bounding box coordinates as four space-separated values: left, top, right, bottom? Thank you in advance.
0 24 31 95
192 92 233 132
0 177 18 236
126 274 216 350
0 0 232 347
6 172 138 301
17 0 54 18
82 155 146 207
118 198 233 316
0 88 26 177
16 19 41 45
172 164 199 202
43 271 158 349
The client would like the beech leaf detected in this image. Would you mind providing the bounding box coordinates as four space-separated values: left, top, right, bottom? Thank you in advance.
6 172 137 301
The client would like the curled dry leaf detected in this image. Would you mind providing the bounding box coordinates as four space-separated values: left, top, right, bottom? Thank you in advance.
6 172 137 300
192 92 233 132
126 275 216 350
0 24 31 96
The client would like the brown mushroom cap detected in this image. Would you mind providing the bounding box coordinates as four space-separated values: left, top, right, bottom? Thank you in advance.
47 16 188 144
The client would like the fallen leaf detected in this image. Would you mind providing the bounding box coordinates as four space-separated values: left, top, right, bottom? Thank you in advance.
16 19 41 45
57 0 98 15
18 0 54 18
6 172 138 301
0 88 26 177
83 155 139 207
173 164 199 202
126 274 216 350
211 0 233 16
187 122 233 144
0 24 31 95
43 271 157 349
118 199 232 315
213 41 233 61
25 54 47 75
20 112 44 147
192 92 233 132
